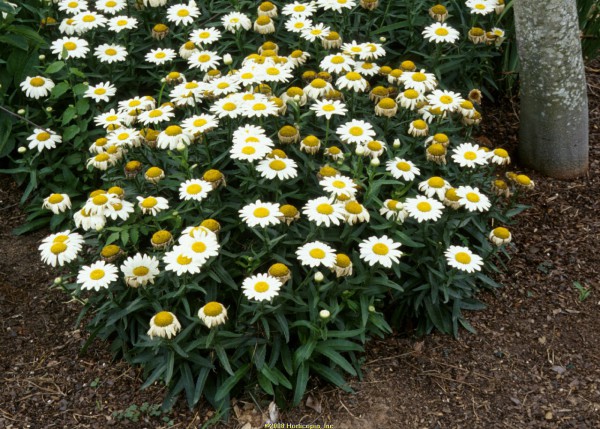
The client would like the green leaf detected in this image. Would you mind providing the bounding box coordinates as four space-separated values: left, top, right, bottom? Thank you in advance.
274 312 289 343
51 81 70 98
193 367 210 405
292 362 309 406
310 362 353 392
257 373 274 395
214 364 250 402
62 125 80 142
316 348 357 376
45 61 65 74
215 345 234 376
61 106 77 125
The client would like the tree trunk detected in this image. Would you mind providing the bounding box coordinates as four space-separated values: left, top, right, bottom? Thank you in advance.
514 0 589 179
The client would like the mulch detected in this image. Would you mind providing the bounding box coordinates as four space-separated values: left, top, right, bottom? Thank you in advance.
1 61 598 429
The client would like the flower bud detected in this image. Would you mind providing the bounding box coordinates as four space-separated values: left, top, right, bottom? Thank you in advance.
18 146 27 154
17 109 25 115
314 271 324 283
355 145 365 156
46 107 53 112
393 138 401 148
176 142 186 152
54 277 63 285
95 224 104 232
319 309 330 319
223 53 233 65
370 157 380 167
379 37 386 42
39 54 46 61
368 305 376 312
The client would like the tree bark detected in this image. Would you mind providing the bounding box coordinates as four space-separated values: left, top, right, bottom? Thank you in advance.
514 0 589 179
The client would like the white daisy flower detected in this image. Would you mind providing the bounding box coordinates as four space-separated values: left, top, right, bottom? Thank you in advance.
282 1 317 17
256 157 298 180
179 179 212 201
301 23 330 41
181 114 219 135
210 97 243 119
336 71 368 92
145 48 177 65
320 54 355 74
445 245 484 273
20 76 55 99
198 302 228 328
164 246 203 275
317 0 356 12
285 16 313 33
137 196 169 215
179 234 220 264
73 208 106 231
404 195 445 222
342 200 370 225
399 69 437 92
239 200 282 228
39 230 84 267
489 148 511 165
302 197 345 227
422 22 461 43
396 88 426 110
310 99 348 120
42 193 71 214
72 11 107 33
386 158 420 181
156 125 193 150
230 141 272 162
58 0 88 14
84 82 117 103
59 17 78 35
242 99 279 118
147 311 181 339
466 0 496 15
455 186 491 212
358 42 386 61
221 11 252 32
319 174 357 198
50 36 89 59
380 199 408 222
303 78 333 100
296 241 336 268
107 128 141 147
426 89 465 113
167 1 201 26
107 15 138 32
451 142 489 168
95 0 127 14
106 199 135 221
83 191 120 216
94 44 127 63
418 176 452 200
27 128 62 152
121 253 160 287
242 274 283 301
489 227 512 246
77 260 118 291
187 50 221 71
137 105 175 126
189 27 221 46
341 40 366 57
359 235 402 268
336 119 376 145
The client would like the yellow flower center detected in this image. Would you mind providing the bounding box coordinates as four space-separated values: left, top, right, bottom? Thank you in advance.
332 180 347 189
466 192 480 203
460 100 474 109
256 16 271 25
253 207 270 218
155 52 166 59
309 248 326 259
471 27 484 36
417 202 432 212
153 24 168 32
141 197 157 208
345 72 362 81
404 89 419 99
269 160 286 171
191 241 207 253
367 141 382 151
412 119 427 130
253 280 270 293
152 230 172 244
316 203 334 215
148 110 164 118
269 263 289 277
349 126 364 136
303 136 319 147
203 302 223 317
328 147 341 155
439 95 453 104
101 244 120 258
64 41 78 51
164 125 181 136
345 201 362 214
427 143 446 156
82 14 95 23
331 56 346 64
428 177 445 188
106 0 117 6
435 28 449 36
30 77 46 87
396 161 411 172
48 193 64 204
464 151 477 160
177 254 192 265
431 4 447 14
93 194 109 205
50 242 67 254
203 169 223 182
222 102 237 111
445 188 459 201
252 103 266 111
493 227 510 239
116 19 127 26
378 98 396 109
89 269 105 280
336 254 351 268
154 311 174 327
386 200 399 210
455 252 471 264
279 205 298 217
516 175 531 185
177 9 190 16
372 243 389 255
37 132 51 141
475 3 485 10
311 79 327 89
133 266 149 276
494 148 508 158
412 72 426 82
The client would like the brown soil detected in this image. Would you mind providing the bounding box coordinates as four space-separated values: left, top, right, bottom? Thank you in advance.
1 63 599 429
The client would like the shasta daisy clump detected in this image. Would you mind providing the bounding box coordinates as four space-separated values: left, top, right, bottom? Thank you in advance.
4 0 523 413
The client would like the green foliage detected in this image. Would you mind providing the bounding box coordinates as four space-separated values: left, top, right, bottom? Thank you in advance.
572 281 591 302
578 0 600 60
4 0 532 416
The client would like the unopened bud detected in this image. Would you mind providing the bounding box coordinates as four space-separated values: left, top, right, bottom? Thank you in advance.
54 277 63 285
176 142 186 152
355 145 365 156
223 53 232 65
370 157 380 167
18 146 27 154
379 37 386 42
368 305 376 312
172 210 179 216
95 224 103 232
393 138 401 148
46 107 53 112
39 54 46 61
17 109 25 115
319 309 330 319
314 271 324 283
